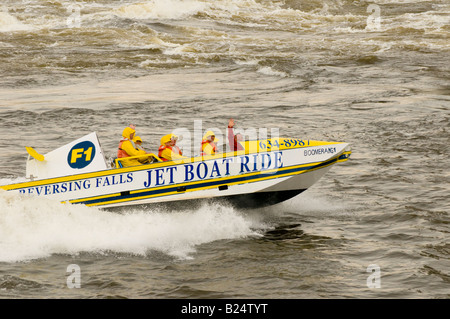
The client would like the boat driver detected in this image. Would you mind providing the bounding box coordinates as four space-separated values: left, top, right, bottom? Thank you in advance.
227 118 244 151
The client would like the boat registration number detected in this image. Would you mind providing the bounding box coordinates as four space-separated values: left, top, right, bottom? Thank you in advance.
259 139 310 150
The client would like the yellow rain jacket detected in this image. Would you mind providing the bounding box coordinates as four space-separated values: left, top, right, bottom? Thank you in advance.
158 133 185 162
133 136 150 164
117 127 143 167
201 131 218 155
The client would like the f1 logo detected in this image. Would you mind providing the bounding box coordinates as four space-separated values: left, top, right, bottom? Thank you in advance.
68 141 96 169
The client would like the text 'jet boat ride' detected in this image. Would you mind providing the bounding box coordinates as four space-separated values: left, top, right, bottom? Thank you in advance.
0 132 351 210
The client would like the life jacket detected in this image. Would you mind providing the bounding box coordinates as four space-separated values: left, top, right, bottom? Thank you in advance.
118 138 138 157
158 145 170 161
118 139 130 158
159 145 183 161
200 139 217 155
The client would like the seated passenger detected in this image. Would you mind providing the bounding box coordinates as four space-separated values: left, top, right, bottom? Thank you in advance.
117 125 149 167
227 118 244 151
200 130 218 156
133 136 152 164
158 133 185 162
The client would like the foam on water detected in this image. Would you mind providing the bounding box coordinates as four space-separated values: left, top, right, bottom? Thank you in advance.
0 190 267 263
257 66 289 78
114 0 209 20
0 11 34 32
276 189 354 217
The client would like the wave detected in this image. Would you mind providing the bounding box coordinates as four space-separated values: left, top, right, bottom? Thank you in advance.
113 0 209 20
0 0 447 81
0 11 34 32
0 190 268 263
257 66 289 78
2 1 447 40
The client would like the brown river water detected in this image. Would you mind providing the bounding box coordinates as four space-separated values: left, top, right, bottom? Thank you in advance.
0 0 448 300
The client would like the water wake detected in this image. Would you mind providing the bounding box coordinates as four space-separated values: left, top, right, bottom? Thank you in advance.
0 190 266 262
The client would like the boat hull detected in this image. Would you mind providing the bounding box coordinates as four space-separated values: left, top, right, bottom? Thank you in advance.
107 189 307 212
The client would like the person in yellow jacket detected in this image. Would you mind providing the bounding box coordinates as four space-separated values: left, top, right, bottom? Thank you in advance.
117 125 148 167
200 130 218 156
158 133 185 162
133 136 152 164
